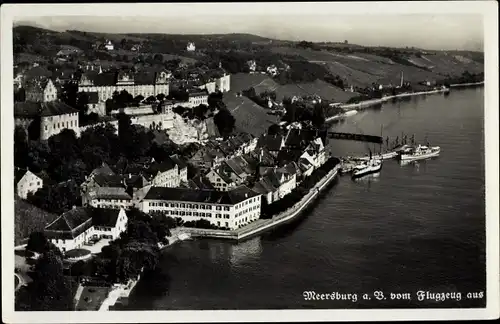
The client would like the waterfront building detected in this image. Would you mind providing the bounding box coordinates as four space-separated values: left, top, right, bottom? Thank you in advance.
15 168 44 199
140 185 262 230
87 187 133 210
14 101 80 141
44 207 128 253
252 162 299 204
78 70 170 103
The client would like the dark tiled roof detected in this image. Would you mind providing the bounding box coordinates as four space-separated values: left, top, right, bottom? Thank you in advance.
91 187 132 200
169 154 187 170
14 102 42 118
93 174 125 188
45 207 93 240
257 134 283 152
276 149 304 167
189 175 216 190
143 185 259 205
14 101 78 118
91 208 123 227
91 163 115 177
124 175 149 189
144 158 176 177
224 159 246 177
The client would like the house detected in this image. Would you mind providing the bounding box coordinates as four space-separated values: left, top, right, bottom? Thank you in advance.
14 101 80 141
169 154 188 183
206 168 237 191
86 187 133 210
140 185 261 230
257 134 286 157
44 207 128 253
186 42 196 52
85 92 106 116
187 90 209 107
185 175 215 191
143 158 180 188
15 168 44 199
24 78 58 102
189 147 225 172
104 40 114 51
247 60 257 72
252 162 298 204
266 65 278 77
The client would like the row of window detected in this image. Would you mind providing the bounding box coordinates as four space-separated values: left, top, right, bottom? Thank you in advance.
235 197 259 210
236 205 259 217
148 201 230 211
155 209 229 218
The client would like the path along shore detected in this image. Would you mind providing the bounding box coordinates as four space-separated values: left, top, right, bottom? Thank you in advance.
326 81 484 122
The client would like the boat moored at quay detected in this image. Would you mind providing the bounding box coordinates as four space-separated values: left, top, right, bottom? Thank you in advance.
398 144 441 161
352 157 383 179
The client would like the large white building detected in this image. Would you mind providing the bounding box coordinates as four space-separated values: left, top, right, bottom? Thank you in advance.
78 70 170 103
15 168 44 199
44 207 128 253
140 186 261 230
14 101 80 141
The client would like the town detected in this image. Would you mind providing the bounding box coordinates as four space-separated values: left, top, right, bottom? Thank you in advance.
12 25 485 312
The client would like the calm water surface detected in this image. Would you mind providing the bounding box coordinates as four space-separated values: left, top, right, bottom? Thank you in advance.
127 88 485 309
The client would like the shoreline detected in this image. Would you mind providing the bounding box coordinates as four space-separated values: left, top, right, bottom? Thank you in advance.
326 81 484 122
182 163 341 241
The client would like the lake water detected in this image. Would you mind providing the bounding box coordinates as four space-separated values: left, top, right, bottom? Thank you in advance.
126 87 486 310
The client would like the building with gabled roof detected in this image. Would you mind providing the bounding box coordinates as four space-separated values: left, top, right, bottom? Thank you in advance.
44 207 128 253
24 78 58 103
140 185 261 230
15 168 44 199
14 101 80 141
252 161 298 204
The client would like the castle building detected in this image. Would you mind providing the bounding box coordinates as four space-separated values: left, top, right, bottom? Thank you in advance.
78 70 170 103
14 101 80 141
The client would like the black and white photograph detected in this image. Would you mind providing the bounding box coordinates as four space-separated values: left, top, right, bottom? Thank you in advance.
1 2 498 323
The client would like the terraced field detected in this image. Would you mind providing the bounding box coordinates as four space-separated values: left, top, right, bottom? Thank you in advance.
223 94 280 137
271 46 484 87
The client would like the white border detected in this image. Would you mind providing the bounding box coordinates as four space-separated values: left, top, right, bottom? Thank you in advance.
1 2 498 323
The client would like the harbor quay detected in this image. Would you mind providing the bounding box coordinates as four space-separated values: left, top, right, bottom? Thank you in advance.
182 163 341 241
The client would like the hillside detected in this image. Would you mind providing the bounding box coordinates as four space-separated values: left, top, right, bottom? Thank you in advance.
15 198 58 245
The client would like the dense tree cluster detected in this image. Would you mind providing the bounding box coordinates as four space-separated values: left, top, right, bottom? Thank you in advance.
281 98 327 127
15 113 176 214
16 236 74 311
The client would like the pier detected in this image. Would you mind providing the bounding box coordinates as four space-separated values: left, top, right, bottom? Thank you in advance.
327 131 383 144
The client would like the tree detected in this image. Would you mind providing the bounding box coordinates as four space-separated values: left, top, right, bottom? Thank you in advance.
26 232 50 254
267 124 282 136
213 108 236 138
311 103 326 128
145 95 157 105
156 93 166 102
15 250 74 311
14 125 28 168
27 116 41 141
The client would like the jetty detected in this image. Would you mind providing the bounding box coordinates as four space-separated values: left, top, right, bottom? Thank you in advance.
327 131 383 144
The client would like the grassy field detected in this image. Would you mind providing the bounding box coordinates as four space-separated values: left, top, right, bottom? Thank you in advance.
15 198 58 246
223 94 280 136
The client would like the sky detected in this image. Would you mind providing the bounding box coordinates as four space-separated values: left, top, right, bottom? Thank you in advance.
14 11 484 51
